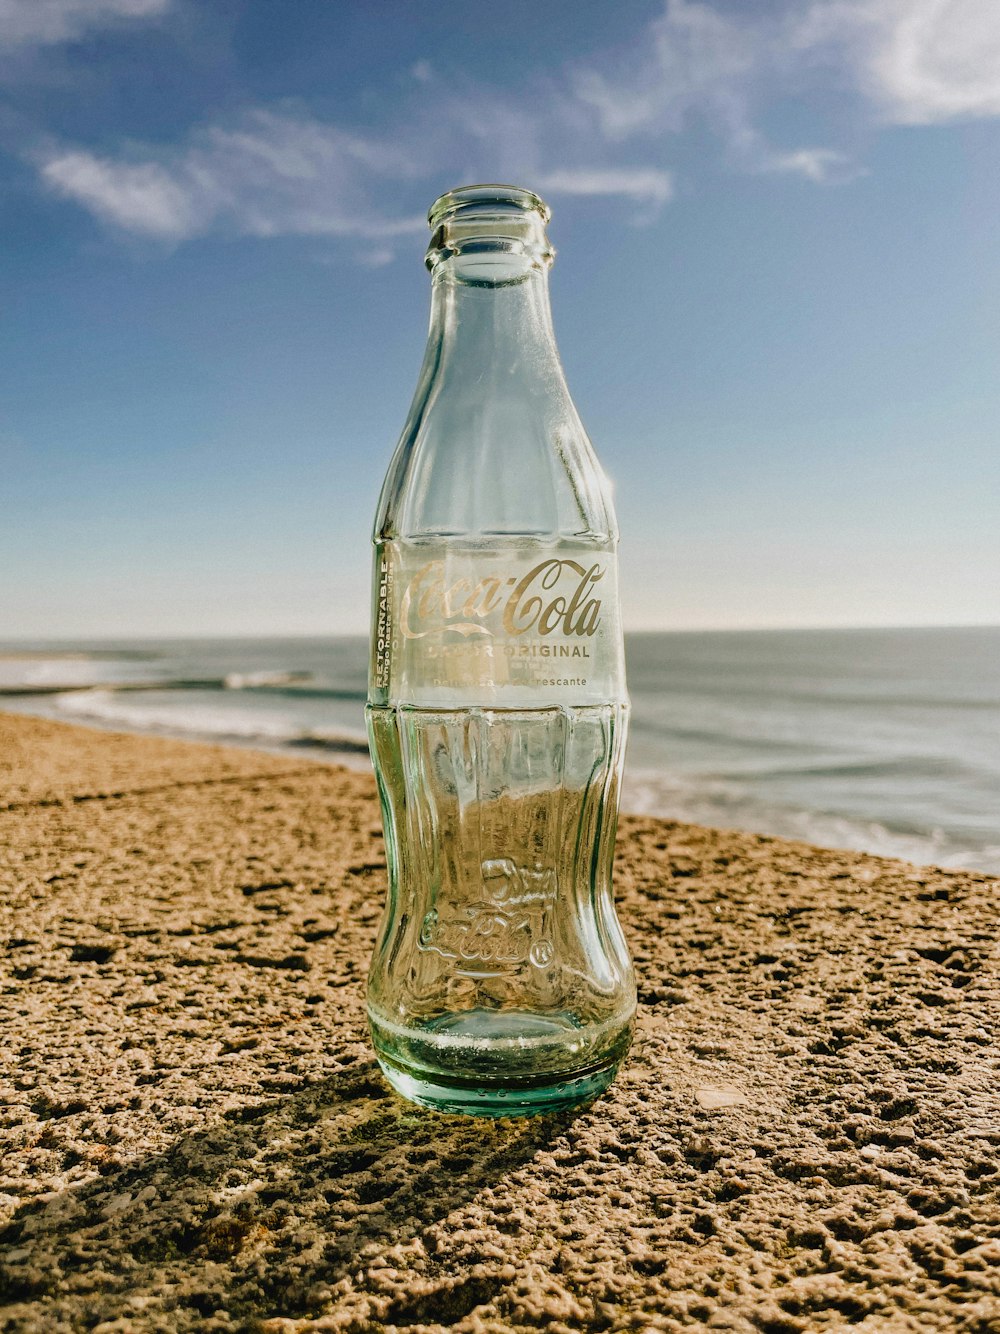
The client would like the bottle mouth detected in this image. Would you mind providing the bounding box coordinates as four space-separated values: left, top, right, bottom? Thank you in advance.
426 183 554 280
428 184 551 228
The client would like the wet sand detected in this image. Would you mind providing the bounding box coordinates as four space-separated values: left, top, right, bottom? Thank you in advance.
1 712 997 1332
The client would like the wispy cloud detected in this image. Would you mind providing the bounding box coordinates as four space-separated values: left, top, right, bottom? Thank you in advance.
41 152 198 239
35 93 668 246
794 0 1000 126
535 167 673 225
0 0 170 48
27 1 1000 249
537 168 673 206
572 0 756 142
357 245 396 269
566 0 851 183
758 146 856 183
39 108 427 242
570 0 1000 174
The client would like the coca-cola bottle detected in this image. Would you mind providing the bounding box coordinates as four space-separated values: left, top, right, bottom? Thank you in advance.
366 185 634 1115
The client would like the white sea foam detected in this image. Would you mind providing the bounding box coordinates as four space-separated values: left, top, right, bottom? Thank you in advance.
223 670 310 689
0 657 114 690
623 767 1000 873
51 688 370 758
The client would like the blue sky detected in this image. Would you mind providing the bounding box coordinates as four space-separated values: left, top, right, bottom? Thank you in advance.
3 0 999 636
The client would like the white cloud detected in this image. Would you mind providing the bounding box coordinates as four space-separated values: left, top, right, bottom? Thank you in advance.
42 151 199 238
571 1 1000 179
357 246 396 268
573 0 755 141
537 167 674 209
568 0 855 182
795 1 1000 125
30 1 1000 251
758 146 855 182
0 0 169 47
874 0 1000 123
38 108 427 242
36 92 673 245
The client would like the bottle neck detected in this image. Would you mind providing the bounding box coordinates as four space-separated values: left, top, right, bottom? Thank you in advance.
427 260 563 389
373 185 617 544
423 183 559 371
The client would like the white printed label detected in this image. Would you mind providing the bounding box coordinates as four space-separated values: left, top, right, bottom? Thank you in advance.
370 543 625 706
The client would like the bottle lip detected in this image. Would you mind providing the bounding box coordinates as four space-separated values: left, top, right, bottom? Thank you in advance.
426 185 554 279
428 184 551 228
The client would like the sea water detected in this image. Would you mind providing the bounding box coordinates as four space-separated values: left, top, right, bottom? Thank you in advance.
2 627 998 873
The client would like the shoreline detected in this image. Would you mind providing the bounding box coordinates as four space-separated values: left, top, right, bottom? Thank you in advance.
3 694 996 877
1 712 997 1331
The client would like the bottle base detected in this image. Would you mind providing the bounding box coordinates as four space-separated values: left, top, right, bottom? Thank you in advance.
369 1007 633 1117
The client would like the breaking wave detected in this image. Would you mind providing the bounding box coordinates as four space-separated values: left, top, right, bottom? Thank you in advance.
623 767 1000 873
52 689 370 756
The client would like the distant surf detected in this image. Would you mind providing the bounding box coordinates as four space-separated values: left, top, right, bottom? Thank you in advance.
52 687 371 756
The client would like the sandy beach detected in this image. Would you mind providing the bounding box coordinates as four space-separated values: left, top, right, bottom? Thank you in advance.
1 710 997 1332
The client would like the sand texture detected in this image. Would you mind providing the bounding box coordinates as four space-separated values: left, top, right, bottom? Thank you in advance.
1 712 998 1333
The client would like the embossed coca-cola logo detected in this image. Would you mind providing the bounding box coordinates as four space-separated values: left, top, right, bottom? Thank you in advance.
417 860 556 971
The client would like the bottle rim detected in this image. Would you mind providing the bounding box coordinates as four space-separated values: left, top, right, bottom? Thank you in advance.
428 184 551 229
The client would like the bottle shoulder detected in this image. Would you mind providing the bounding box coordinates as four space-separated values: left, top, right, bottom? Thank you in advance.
374 268 618 543
373 419 619 544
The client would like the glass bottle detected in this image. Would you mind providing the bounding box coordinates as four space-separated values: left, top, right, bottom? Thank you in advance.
366 184 634 1116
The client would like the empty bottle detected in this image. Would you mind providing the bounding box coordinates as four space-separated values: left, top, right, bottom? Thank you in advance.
366 184 635 1116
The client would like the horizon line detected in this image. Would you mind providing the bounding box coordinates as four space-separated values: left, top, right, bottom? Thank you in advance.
1 621 999 645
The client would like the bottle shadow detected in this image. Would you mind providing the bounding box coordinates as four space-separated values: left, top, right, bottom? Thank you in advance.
1 1060 581 1324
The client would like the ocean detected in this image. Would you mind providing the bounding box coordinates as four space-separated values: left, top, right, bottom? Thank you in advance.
2 628 998 874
